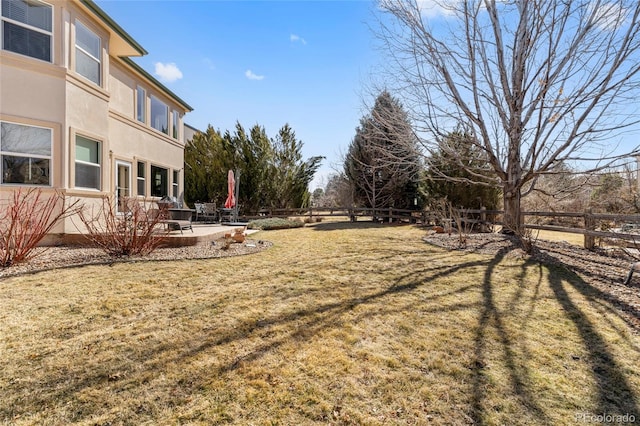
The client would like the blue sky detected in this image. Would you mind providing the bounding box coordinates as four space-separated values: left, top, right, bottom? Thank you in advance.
96 0 383 190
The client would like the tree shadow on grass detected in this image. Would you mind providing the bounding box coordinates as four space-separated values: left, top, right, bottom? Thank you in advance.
470 243 640 425
471 245 552 425
5 235 640 424
546 261 640 418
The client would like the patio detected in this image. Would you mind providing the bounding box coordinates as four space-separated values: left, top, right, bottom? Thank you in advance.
161 222 257 247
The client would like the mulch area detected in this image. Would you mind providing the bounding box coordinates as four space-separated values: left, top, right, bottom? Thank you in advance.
424 231 640 333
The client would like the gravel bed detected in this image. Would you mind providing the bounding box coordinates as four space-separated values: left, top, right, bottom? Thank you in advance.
0 238 272 279
424 231 640 333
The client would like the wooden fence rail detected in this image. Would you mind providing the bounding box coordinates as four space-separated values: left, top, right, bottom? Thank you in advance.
244 206 640 250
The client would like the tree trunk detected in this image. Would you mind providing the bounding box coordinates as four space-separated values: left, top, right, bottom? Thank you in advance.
502 186 522 235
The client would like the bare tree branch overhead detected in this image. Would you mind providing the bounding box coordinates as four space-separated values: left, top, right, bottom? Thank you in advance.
374 0 640 234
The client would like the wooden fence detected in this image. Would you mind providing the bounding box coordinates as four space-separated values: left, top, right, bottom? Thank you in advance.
242 207 426 223
243 207 640 250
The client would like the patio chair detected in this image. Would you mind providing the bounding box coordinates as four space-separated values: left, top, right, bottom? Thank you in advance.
148 207 193 234
202 202 218 223
194 203 205 221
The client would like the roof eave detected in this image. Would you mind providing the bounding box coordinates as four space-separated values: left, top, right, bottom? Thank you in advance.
121 57 194 112
77 0 147 57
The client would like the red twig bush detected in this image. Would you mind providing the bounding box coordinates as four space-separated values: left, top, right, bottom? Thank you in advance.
0 188 83 267
77 196 169 257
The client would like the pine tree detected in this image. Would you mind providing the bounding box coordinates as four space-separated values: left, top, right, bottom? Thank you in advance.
344 90 423 211
425 131 500 210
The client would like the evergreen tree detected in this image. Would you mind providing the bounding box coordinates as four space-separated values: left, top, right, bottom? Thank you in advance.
184 125 233 205
344 91 424 211
425 131 500 210
184 122 322 212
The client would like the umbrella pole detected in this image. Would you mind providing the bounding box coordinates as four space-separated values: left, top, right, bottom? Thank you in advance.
234 169 240 222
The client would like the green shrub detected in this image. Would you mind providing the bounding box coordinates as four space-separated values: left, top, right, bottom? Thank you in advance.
247 218 304 231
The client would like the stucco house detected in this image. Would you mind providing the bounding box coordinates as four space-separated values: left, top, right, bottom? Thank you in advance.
0 0 193 241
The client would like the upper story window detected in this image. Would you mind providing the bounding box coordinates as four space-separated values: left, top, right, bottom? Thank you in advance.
136 86 146 123
75 21 101 85
1 121 51 185
172 110 179 139
150 95 168 135
1 0 52 62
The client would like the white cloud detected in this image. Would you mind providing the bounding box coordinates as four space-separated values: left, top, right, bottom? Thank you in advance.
416 0 459 18
589 2 625 31
245 69 265 81
154 62 183 83
290 33 307 45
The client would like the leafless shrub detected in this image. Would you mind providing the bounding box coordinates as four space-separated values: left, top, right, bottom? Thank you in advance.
432 199 473 248
77 196 169 257
0 188 83 267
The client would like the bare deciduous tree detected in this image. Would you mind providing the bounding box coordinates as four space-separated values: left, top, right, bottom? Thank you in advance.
375 0 640 235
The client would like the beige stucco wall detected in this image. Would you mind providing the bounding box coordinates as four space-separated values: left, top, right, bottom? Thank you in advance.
1 0 191 243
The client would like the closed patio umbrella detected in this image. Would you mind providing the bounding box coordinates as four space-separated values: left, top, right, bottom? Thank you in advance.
224 169 235 209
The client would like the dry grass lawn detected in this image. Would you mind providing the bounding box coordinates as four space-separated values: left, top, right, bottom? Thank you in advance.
1 222 639 425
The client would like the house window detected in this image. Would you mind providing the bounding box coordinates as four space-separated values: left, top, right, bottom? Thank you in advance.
136 86 146 123
75 21 101 85
150 96 168 134
137 161 145 196
150 165 168 197
1 121 51 185
172 169 179 198
172 110 179 139
75 135 101 190
1 0 52 62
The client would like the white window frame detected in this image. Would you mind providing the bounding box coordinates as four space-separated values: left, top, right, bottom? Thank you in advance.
74 20 101 85
150 164 168 197
136 86 146 123
172 169 179 198
172 110 179 139
0 0 53 62
115 160 132 213
0 120 52 186
74 134 101 190
150 96 168 135
137 160 146 196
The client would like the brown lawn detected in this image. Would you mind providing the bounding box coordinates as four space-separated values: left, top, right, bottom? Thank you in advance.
1 222 639 425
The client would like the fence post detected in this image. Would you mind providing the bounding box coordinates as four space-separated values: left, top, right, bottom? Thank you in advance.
480 206 487 233
309 207 313 222
389 206 393 223
584 209 595 250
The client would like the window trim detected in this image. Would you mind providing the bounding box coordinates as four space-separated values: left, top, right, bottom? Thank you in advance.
0 120 53 186
1 0 54 63
74 20 101 86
